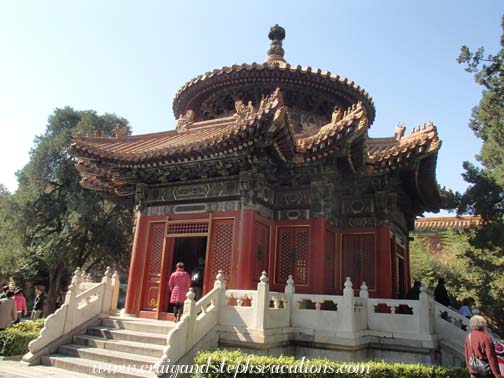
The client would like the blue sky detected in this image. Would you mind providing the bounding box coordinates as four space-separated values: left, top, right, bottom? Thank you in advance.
1 1 502 213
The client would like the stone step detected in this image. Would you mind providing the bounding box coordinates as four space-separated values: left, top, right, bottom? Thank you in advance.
102 317 174 334
87 326 167 345
73 334 165 358
58 344 159 368
42 354 156 378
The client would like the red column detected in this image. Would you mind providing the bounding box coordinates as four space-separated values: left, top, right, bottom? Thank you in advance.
124 211 146 315
375 225 392 298
310 218 326 293
233 209 256 289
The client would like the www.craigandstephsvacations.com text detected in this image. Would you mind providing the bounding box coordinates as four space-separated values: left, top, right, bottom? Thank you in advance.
92 357 371 377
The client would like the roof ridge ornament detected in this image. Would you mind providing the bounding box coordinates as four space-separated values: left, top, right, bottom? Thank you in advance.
395 123 406 140
265 24 287 66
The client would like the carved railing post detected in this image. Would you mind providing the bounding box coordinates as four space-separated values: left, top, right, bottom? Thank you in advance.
184 288 196 350
359 281 369 330
214 270 226 324
80 270 87 286
340 277 355 332
214 270 226 290
101 267 113 314
63 268 81 333
359 281 369 299
255 271 270 330
284 274 295 327
418 285 434 335
110 270 120 314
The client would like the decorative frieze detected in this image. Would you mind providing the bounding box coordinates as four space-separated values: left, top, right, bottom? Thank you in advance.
144 180 240 204
277 209 310 221
145 200 241 216
339 217 377 228
342 198 374 215
275 189 310 208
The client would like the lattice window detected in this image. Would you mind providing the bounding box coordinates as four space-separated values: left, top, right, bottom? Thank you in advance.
208 220 234 279
167 222 209 235
148 223 165 274
341 234 375 290
295 228 309 284
276 228 293 284
275 226 310 285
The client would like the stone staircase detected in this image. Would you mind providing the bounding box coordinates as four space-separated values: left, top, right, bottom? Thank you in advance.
41 316 173 378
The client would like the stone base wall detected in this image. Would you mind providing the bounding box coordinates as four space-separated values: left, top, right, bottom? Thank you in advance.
219 339 459 367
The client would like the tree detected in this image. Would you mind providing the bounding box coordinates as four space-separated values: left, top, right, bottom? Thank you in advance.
0 184 24 279
456 15 504 333
410 229 479 306
10 107 133 315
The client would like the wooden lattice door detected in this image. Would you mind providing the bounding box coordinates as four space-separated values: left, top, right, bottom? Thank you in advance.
205 219 234 290
341 233 375 290
141 222 166 311
275 226 310 285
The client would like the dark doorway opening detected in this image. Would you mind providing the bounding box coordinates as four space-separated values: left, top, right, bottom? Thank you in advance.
163 236 207 313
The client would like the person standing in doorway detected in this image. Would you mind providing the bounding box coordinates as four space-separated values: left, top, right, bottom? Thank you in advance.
191 257 205 301
168 262 191 322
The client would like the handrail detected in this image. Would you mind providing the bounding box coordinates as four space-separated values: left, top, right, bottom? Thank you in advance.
154 271 226 376
22 267 120 364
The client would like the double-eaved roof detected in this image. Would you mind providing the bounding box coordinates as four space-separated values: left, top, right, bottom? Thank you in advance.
69 25 443 215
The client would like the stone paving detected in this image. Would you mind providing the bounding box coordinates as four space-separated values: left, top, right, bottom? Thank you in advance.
0 360 94 378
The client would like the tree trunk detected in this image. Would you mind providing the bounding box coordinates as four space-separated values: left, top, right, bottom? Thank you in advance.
44 262 65 317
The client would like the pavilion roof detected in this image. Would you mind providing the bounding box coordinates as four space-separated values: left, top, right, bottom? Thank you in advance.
68 24 443 210
415 216 482 232
69 88 441 202
367 122 441 172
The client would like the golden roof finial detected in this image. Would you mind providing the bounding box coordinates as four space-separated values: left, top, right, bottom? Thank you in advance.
265 24 287 66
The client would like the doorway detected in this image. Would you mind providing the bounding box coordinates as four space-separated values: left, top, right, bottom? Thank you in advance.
160 236 207 316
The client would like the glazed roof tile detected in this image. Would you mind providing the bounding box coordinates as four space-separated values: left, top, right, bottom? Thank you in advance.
175 62 373 106
367 122 441 171
172 61 376 124
70 94 371 169
415 216 482 231
70 91 441 198
70 92 294 166
71 104 439 172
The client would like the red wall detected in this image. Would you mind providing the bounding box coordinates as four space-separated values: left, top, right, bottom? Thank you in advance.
124 210 395 316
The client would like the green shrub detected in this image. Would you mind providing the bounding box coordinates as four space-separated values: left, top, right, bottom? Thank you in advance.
192 349 468 378
0 320 44 356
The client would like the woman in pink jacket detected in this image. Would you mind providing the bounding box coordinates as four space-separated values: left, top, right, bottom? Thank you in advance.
14 288 27 323
168 262 191 322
